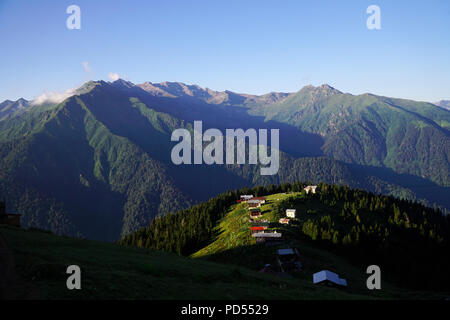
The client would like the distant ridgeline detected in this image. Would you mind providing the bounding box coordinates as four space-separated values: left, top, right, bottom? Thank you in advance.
119 182 450 291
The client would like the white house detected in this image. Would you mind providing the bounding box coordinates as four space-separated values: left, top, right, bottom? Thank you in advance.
313 270 347 287
251 197 266 204
304 186 318 194
253 231 284 244
286 209 296 218
240 195 254 201
248 198 265 205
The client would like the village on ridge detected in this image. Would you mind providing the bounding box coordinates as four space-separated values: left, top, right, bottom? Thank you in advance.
239 185 347 288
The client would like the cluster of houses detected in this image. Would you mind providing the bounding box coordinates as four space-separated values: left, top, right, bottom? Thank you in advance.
276 185 317 225
240 195 266 219
243 186 347 288
240 195 284 245
279 209 296 225
241 186 320 245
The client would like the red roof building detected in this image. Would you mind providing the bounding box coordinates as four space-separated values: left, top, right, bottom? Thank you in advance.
251 226 266 231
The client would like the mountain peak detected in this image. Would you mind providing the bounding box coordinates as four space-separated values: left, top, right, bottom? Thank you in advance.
298 84 342 98
319 83 337 90
113 78 133 84
0 97 31 119
111 79 136 89
75 80 107 95
137 82 177 97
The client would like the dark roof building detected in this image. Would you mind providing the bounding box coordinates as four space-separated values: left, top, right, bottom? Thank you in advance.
0 201 21 228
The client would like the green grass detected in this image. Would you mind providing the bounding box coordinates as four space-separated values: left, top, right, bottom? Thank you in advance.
192 193 298 258
1 225 379 300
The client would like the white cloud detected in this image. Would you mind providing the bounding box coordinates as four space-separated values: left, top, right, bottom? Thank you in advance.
108 72 120 81
31 88 77 106
82 61 91 73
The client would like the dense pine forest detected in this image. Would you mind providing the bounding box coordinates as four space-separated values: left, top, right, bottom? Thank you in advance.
119 182 450 291
274 184 450 290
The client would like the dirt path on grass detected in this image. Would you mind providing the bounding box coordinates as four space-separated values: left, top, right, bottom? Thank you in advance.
0 231 40 299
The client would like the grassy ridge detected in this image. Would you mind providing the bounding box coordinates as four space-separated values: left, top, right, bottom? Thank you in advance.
192 192 297 258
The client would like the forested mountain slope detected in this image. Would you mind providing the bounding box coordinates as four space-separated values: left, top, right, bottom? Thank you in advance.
249 85 450 186
0 80 448 240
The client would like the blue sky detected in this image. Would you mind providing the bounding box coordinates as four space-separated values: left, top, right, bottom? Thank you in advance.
1 0 449 102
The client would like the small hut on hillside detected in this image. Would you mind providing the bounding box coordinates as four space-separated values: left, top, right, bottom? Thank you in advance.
313 270 347 287
248 202 260 208
0 201 21 227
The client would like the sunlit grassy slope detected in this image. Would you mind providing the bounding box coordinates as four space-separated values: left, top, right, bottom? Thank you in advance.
192 193 298 258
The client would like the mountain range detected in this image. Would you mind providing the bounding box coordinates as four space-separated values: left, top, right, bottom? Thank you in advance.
0 98 30 120
0 80 448 241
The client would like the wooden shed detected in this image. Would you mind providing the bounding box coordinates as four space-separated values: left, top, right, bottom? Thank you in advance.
0 202 21 228
250 211 262 219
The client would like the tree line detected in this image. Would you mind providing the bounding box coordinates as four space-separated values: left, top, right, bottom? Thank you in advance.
274 183 450 290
